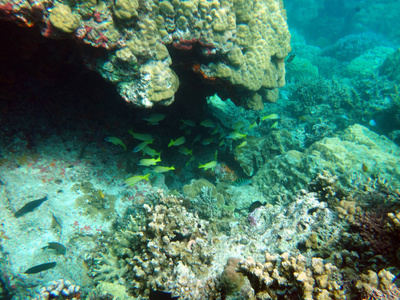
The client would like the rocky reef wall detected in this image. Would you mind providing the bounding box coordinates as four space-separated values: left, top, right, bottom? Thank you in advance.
0 0 291 107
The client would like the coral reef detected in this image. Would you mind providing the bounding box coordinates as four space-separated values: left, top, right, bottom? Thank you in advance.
49 4 81 34
238 252 345 299
0 0 291 107
380 48 400 84
287 77 360 120
234 129 298 176
356 269 400 300
253 124 400 201
34 279 82 300
321 33 388 62
89 191 220 299
3 0 400 298
344 46 395 80
220 257 246 295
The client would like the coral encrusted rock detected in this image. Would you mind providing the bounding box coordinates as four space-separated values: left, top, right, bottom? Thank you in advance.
0 0 291 107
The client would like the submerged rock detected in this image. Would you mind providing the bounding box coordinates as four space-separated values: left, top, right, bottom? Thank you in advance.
253 124 400 201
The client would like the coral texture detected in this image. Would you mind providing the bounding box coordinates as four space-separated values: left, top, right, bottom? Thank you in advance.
253 124 400 201
220 257 246 294
238 252 345 299
49 3 81 33
89 191 220 299
0 0 291 107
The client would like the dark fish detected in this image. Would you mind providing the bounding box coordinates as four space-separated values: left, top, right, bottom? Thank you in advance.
41 242 66 255
286 54 296 63
14 196 48 218
249 201 263 213
24 262 56 274
233 178 253 186
149 290 179 300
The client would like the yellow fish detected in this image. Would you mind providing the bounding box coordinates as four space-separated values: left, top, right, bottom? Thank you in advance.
142 146 161 157
133 140 153 153
105 137 126 151
200 119 214 128
234 121 245 130
235 140 247 150
138 156 161 166
153 165 175 173
186 156 195 167
168 136 185 147
262 114 279 121
249 122 258 130
128 130 153 141
178 146 193 156
124 173 150 187
271 121 278 129
143 114 166 125
225 131 247 140
199 160 217 171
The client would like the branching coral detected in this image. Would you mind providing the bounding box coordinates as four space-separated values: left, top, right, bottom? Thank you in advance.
308 171 340 203
238 252 345 300
89 191 220 299
183 178 225 219
356 269 400 300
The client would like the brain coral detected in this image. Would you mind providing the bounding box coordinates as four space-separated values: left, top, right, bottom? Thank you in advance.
0 0 291 108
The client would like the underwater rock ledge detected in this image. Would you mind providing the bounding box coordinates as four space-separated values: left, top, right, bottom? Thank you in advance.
0 0 291 108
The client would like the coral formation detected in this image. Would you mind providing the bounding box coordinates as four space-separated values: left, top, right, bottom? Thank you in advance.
380 48 400 83
89 191 219 299
220 257 246 294
3 1 400 299
72 181 116 220
0 0 291 107
253 124 400 201
234 129 298 176
356 269 400 300
246 92 264 111
345 46 394 79
49 4 81 33
238 252 345 299
183 178 225 219
34 279 81 300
